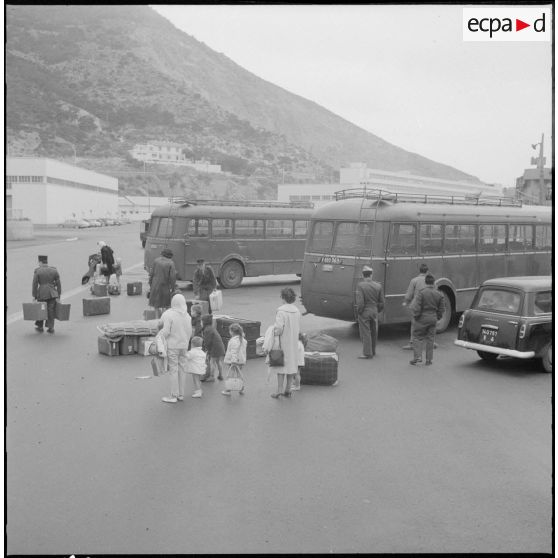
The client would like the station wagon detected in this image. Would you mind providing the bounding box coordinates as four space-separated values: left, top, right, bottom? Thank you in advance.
455 276 552 372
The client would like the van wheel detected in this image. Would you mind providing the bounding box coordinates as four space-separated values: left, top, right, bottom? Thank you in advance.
477 350 498 361
219 260 244 289
435 290 452 333
541 342 552 373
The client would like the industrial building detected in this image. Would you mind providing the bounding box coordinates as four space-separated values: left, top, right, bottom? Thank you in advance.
7 157 119 225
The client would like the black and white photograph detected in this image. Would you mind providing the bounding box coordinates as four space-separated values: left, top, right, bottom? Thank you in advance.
5 3 552 555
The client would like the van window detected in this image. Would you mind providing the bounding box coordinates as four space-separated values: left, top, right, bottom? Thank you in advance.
476 288 521 313
508 225 533 251
479 224 506 253
156 218 174 238
235 219 264 237
390 224 416 255
445 224 476 253
534 291 552 314
420 224 442 255
188 218 209 237
149 217 159 235
294 220 308 239
309 221 333 253
212 219 232 238
266 219 293 238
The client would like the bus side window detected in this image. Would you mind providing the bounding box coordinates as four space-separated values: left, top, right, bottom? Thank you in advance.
420 223 442 255
445 224 476 253
294 221 308 239
266 219 293 238
390 224 416 255
508 224 533 251
534 225 551 250
188 219 209 237
479 224 506 253
212 219 232 237
235 219 264 237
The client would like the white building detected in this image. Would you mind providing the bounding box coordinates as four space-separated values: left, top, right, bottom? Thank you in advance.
6 157 119 225
278 163 502 207
130 141 222 173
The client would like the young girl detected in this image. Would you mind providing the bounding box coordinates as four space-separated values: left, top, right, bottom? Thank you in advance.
190 304 204 339
221 323 247 396
292 332 307 391
185 336 206 398
201 314 225 382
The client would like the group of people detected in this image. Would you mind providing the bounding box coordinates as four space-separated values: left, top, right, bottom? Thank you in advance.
355 263 445 366
155 286 303 403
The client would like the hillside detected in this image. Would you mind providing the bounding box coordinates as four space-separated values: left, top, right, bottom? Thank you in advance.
6 5 480 197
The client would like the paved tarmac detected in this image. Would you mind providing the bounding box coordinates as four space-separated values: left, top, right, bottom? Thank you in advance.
6 227 553 554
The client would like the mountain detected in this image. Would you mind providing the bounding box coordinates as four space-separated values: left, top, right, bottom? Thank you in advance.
6 5 480 197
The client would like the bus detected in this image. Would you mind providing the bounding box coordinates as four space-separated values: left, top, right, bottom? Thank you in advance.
144 199 314 288
300 189 552 331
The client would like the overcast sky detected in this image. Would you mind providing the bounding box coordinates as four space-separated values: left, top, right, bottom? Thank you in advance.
152 4 552 187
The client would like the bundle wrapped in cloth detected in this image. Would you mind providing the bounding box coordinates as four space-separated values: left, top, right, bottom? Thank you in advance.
97 319 161 339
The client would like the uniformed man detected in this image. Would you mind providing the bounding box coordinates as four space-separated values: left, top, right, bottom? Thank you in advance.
355 265 384 359
409 273 445 366
401 263 429 350
32 255 61 334
192 258 217 313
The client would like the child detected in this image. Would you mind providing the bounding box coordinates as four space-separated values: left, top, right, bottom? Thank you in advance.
190 304 204 339
185 336 206 398
201 314 225 382
221 323 247 396
292 332 307 391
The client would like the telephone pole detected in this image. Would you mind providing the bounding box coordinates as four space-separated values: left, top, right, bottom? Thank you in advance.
531 134 546 205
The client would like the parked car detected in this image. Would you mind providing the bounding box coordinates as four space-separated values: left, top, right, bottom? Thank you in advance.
84 219 102 227
455 276 552 372
98 218 115 226
58 219 90 229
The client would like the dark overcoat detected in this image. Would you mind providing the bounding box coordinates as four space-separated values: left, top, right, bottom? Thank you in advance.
32 264 61 300
148 256 177 308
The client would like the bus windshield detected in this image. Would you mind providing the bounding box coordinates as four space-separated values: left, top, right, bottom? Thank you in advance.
309 220 373 255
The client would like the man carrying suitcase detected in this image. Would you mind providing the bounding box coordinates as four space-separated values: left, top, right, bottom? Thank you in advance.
32 255 61 334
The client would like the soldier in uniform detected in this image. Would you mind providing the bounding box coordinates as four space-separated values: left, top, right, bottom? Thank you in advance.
192 258 217 313
355 265 384 359
401 263 429 350
409 273 445 366
32 255 61 334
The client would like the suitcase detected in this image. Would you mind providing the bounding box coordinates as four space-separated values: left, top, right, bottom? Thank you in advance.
127 282 142 296
98 336 120 356
119 335 138 355
22 301 48 321
92 283 108 297
55 302 71 321
143 308 159 320
300 352 339 385
83 297 111 316
138 336 157 356
186 299 209 316
108 284 121 296
220 335 258 360
216 316 261 340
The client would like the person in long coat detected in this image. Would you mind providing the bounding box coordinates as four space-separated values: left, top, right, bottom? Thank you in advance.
32 254 61 333
97 241 115 284
148 248 177 312
192 258 217 313
270 287 301 398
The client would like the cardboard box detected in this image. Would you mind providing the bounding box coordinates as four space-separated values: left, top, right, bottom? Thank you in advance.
22 302 48 321
83 297 110 316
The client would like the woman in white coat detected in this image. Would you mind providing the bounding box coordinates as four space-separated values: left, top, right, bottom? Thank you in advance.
270 287 301 398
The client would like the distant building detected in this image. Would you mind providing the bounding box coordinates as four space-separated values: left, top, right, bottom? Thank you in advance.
118 195 170 221
130 141 222 173
6 157 118 225
278 163 501 207
515 167 552 206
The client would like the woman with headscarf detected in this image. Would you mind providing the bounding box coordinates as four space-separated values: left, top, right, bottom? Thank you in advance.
97 241 115 284
159 293 192 403
148 248 177 313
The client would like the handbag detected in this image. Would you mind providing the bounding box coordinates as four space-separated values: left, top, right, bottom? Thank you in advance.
268 336 284 367
151 356 167 376
225 363 244 391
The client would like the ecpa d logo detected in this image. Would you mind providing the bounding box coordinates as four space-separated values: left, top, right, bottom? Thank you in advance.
463 7 551 42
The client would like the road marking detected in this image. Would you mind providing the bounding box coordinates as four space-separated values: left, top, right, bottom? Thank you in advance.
7 261 146 325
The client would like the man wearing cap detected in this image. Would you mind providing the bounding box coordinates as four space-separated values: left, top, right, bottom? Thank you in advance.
192 258 217 313
32 255 61 334
148 248 177 312
355 266 384 359
401 263 429 350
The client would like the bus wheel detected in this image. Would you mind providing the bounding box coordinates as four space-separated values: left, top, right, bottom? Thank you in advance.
541 342 552 373
219 260 244 289
435 290 452 333
477 350 498 362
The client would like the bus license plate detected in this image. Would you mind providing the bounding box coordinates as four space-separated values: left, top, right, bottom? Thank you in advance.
480 328 498 345
321 264 333 272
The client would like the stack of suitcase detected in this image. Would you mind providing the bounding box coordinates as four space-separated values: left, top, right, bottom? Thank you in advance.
215 316 261 360
300 351 339 385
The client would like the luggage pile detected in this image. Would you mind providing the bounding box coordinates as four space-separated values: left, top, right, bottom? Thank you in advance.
300 331 339 386
97 319 161 357
215 315 261 360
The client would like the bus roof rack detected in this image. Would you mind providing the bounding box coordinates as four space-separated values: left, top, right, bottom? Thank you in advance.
168 197 314 209
334 188 522 207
